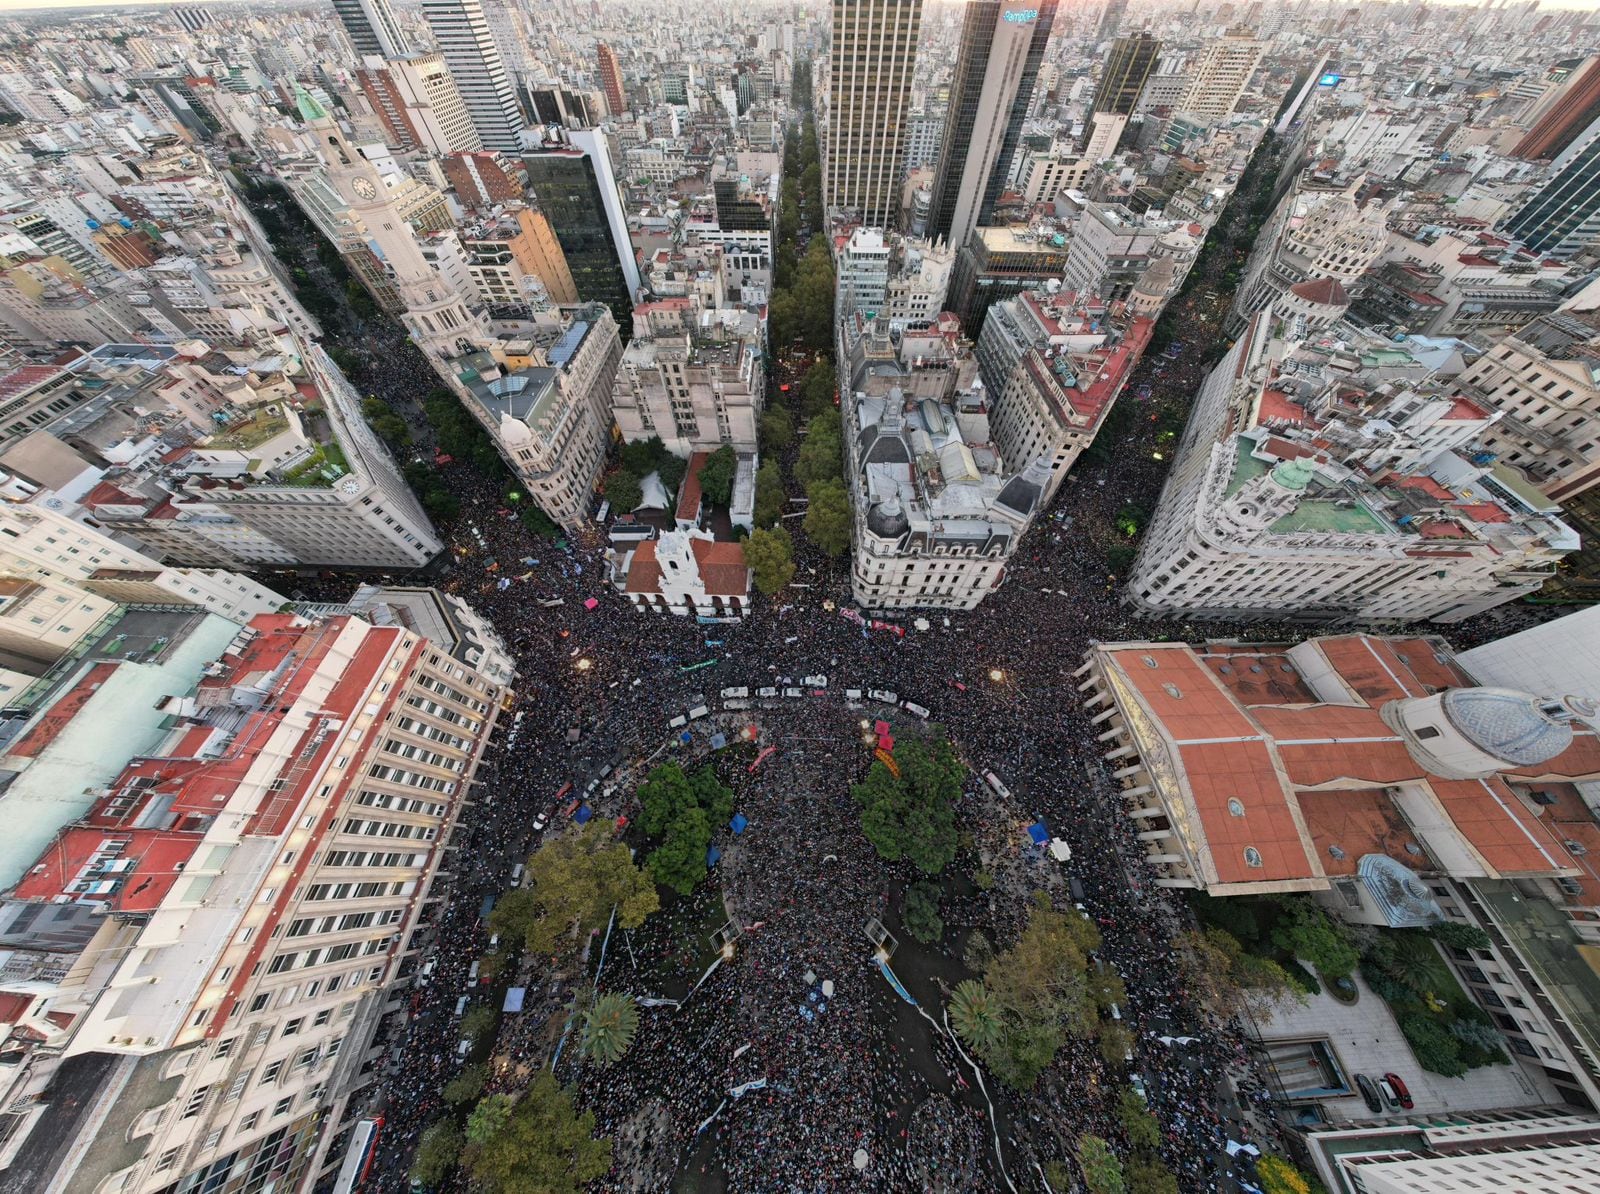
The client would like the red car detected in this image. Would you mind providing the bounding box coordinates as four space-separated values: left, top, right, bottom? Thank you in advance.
1383 1073 1413 1109
948 679 968 692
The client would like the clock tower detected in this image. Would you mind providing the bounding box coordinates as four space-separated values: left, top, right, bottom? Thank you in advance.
295 86 488 362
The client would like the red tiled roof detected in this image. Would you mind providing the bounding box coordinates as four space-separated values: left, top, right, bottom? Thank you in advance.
1392 474 1454 501
676 452 706 522
1443 396 1490 421
1297 787 1428 875
1182 740 1317 884
1288 277 1349 306
1257 388 1311 427
1456 502 1510 524
1431 776 1578 875
690 538 750 596
623 540 663 594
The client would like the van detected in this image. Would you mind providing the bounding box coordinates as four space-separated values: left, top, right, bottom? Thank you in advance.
900 700 930 720
509 863 524 885
488 934 500 950
982 770 1012 800
592 499 610 524
1069 876 1086 903
868 689 897 704
687 704 710 720
456 1038 472 1057
453 995 469 1017
467 960 480 986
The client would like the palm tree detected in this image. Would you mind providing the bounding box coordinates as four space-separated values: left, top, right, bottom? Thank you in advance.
580 992 639 1067
949 980 1002 1054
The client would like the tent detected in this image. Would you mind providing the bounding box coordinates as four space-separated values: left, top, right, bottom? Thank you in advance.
575 804 593 824
1048 838 1072 862
874 719 890 736
706 845 721 866
679 730 693 745
710 732 727 750
730 813 748 835
877 732 894 751
1027 821 1049 845
503 987 526 1013
584 597 599 610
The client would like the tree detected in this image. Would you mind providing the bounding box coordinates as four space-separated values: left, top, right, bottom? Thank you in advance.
851 737 962 874
1399 1011 1469 1077
902 880 943 944
803 477 852 556
1078 1134 1126 1194
795 414 842 490
496 824 659 958
743 526 796 595
1117 1089 1161 1150
1126 1155 1181 1194
697 445 737 507
621 436 665 474
635 762 730 896
754 461 786 529
411 1118 463 1187
1098 1022 1136 1067
1256 1155 1314 1194
657 451 688 495
1271 897 1360 979
580 992 640 1067
605 469 642 513
465 1071 612 1194
799 360 837 419
949 979 1002 1053
647 806 712 895
1429 921 1491 951
1176 927 1303 1022
760 407 794 452
461 1004 497 1047
443 1063 487 1105
466 1093 515 1145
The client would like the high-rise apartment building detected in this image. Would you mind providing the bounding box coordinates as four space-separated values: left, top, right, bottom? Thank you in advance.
926 0 1056 252
421 0 524 153
0 610 507 1194
824 0 923 229
1504 114 1600 258
1092 33 1160 120
450 304 623 530
1515 57 1600 161
597 42 625 117
357 54 481 155
1179 32 1264 124
332 0 410 59
1097 0 1128 40
523 131 641 332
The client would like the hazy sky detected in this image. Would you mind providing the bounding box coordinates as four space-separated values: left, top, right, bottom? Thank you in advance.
3 0 1600 12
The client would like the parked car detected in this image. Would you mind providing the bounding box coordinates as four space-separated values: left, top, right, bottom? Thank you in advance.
1383 1072 1414 1109
1376 1077 1403 1110
531 811 548 833
1355 1073 1384 1114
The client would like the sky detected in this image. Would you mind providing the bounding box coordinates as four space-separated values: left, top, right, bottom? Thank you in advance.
3 0 1600 14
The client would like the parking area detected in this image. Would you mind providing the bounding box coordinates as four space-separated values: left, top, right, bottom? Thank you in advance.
1259 969 1555 1121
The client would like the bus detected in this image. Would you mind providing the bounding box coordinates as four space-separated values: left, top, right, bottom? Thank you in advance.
332 1116 383 1194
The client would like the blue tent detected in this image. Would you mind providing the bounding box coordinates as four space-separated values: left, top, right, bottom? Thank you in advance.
710 732 727 750
503 987 526 1013
679 730 693 745
575 804 593 824
730 813 748 835
706 845 722 866
1027 821 1049 845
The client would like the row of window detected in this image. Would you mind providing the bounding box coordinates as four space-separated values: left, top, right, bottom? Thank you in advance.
265 935 394 975
285 908 402 938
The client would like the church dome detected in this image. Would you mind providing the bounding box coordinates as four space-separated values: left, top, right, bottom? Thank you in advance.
1440 687 1581 766
866 496 909 538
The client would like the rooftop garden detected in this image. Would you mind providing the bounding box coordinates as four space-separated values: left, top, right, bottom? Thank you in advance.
279 440 348 487
205 409 289 452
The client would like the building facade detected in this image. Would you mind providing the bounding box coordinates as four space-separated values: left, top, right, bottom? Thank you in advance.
824 0 923 229
1504 114 1600 259
420 0 523 153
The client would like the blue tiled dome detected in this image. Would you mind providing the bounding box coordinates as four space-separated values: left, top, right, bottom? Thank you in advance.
1441 687 1574 767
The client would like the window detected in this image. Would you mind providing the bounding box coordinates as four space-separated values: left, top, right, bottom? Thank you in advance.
314 1008 333 1028
260 1059 284 1084
1416 725 1441 740
215 1036 237 1060
155 1148 181 1172
181 1086 211 1119
1243 847 1263 868
273 1096 294 1118
281 1017 303 1038
1227 799 1245 817
240 1110 261 1133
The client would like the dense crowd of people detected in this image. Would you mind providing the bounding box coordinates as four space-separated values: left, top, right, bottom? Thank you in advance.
323 171 1559 1191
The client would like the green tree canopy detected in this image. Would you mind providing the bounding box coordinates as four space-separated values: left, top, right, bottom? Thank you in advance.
902 879 943 944
493 824 659 958
1271 897 1360 978
464 1071 612 1194
580 991 640 1067
1175 926 1304 1024
743 526 796 595
636 762 731 896
754 461 786 529
466 1093 514 1145
1118 1088 1161 1150
605 469 642 514
760 407 794 452
411 1118 463 1187
443 1063 487 1105
697 445 738 507
799 360 837 419
1126 1155 1181 1194
621 435 667 474
803 477 852 556
851 737 962 874
461 1004 497 1047
795 413 842 490
1078 1134 1127 1194
657 452 688 495
949 979 1002 1053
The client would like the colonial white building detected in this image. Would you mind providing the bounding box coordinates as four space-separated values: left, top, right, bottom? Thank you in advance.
609 528 751 618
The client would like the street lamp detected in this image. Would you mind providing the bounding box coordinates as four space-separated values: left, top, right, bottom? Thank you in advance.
575 658 593 672
988 668 1005 683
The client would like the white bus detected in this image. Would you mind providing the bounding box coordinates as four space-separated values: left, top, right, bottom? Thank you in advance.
332 1116 382 1194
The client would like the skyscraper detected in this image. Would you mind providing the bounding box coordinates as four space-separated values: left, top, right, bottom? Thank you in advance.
332 0 410 59
1097 0 1128 40
597 42 625 116
1505 114 1600 257
524 131 640 332
422 0 523 152
824 0 923 230
1179 31 1264 123
926 0 1056 252
1515 57 1600 161
1092 32 1160 119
